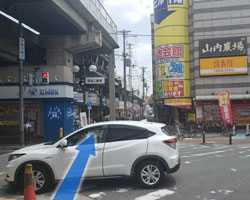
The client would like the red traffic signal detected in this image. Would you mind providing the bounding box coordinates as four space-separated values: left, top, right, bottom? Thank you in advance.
41 72 49 84
42 73 48 78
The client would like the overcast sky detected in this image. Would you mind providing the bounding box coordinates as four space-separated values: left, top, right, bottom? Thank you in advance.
101 0 154 97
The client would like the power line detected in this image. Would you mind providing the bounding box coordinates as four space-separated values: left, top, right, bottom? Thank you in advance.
92 30 250 38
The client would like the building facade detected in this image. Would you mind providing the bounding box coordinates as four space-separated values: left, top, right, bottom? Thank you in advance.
0 0 118 144
153 0 250 130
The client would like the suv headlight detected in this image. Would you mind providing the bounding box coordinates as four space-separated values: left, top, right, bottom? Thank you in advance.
8 154 26 162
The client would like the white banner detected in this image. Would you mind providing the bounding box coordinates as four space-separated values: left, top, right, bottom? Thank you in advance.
80 112 88 127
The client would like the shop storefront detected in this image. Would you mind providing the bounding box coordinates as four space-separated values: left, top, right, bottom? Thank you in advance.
0 84 74 144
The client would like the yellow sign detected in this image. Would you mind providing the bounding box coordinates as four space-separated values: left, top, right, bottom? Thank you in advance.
188 113 196 121
164 98 192 109
200 56 248 76
164 98 192 106
154 0 190 106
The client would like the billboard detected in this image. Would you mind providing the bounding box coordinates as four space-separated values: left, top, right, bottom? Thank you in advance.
199 37 247 58
200 56 248 76
164 98 192 110
154 0 191 108
162 80 190 98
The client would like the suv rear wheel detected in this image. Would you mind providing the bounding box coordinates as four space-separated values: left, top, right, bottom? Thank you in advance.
136 160 164 188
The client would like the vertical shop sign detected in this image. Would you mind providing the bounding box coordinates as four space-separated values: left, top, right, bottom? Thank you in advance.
217 91 233 126
154 0 191 107
195 101 203 121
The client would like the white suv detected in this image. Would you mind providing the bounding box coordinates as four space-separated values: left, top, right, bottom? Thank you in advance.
6 121 180 193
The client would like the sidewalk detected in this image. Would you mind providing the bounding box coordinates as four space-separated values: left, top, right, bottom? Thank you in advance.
179 133 250 146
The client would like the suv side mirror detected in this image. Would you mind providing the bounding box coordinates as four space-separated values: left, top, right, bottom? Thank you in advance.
59 139 68 148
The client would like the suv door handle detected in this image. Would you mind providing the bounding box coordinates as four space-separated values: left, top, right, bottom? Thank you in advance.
95 147 102 151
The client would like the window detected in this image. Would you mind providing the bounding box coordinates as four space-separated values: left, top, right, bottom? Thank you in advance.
67 127 105 146
105 125 149 142
161 126 170 136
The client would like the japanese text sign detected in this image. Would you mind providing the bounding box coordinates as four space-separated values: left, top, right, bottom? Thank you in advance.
200 56 248 76
156 44 183 61
163 81 184 97
200 37 247 58
217 91 233 126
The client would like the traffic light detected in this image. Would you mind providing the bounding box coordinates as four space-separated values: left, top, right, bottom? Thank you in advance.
41 72 49 84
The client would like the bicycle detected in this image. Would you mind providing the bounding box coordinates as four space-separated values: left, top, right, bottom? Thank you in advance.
175 124 184 141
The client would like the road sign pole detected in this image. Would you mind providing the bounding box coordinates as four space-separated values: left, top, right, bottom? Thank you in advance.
88 107 91 124
19 21 24 146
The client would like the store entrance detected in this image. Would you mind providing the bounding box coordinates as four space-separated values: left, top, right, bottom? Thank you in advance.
0 102 42 144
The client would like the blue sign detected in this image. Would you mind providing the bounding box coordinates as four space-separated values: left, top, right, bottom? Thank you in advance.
28 87 59 96
66 106 74 120
168 62 184 78
154 0 176 24
19 38 25 60
47 105 63 120
53 135 95 200
87 101 92 108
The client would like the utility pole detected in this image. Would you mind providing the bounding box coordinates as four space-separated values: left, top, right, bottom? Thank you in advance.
141 67 146 118
127 43 134 90
119 29 131 117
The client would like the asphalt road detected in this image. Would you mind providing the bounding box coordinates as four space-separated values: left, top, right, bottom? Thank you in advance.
1 144 250 200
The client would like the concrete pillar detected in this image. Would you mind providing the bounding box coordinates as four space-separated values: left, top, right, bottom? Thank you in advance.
246 124 249 134
47 49 73 68
109 52 115 121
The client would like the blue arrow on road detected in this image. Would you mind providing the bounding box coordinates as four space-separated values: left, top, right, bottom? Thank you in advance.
154 0 176 24
53 134 95 200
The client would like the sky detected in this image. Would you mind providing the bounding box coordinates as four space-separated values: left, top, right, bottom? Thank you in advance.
101 0 154 97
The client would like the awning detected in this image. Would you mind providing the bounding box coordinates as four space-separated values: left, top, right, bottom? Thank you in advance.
195 94 250 101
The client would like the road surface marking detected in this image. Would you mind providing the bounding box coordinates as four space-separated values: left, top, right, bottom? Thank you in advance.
218 189 234 195
231 168 237 172
135 189 174 200
192 150 225 157
89 192 106 199
115 188 129 193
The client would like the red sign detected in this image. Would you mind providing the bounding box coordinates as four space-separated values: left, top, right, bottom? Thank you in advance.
156 45 183 60
163 81 184 98
232 104 250 124
217 91 233 126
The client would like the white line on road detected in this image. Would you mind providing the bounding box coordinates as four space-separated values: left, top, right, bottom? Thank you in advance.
178 145 189 149
238 146 250 149
89 192 106 199
0 172 5 175
192 146 210 150
192 150 225 157
213 146 230 150
231 168 237 172
135 189 174 200
240 155 250 158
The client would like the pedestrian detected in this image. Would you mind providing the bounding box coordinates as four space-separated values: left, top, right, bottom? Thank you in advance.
24 120 32 144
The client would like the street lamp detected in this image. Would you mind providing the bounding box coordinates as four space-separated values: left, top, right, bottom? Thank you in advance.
72 65 80 90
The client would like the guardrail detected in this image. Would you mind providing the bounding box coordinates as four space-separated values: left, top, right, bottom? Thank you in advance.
82 0 117 38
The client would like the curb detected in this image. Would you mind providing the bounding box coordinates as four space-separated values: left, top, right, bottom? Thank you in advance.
0 146 23 151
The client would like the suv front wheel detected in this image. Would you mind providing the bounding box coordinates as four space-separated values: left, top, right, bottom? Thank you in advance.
18 164 51 194
136 160 164 188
